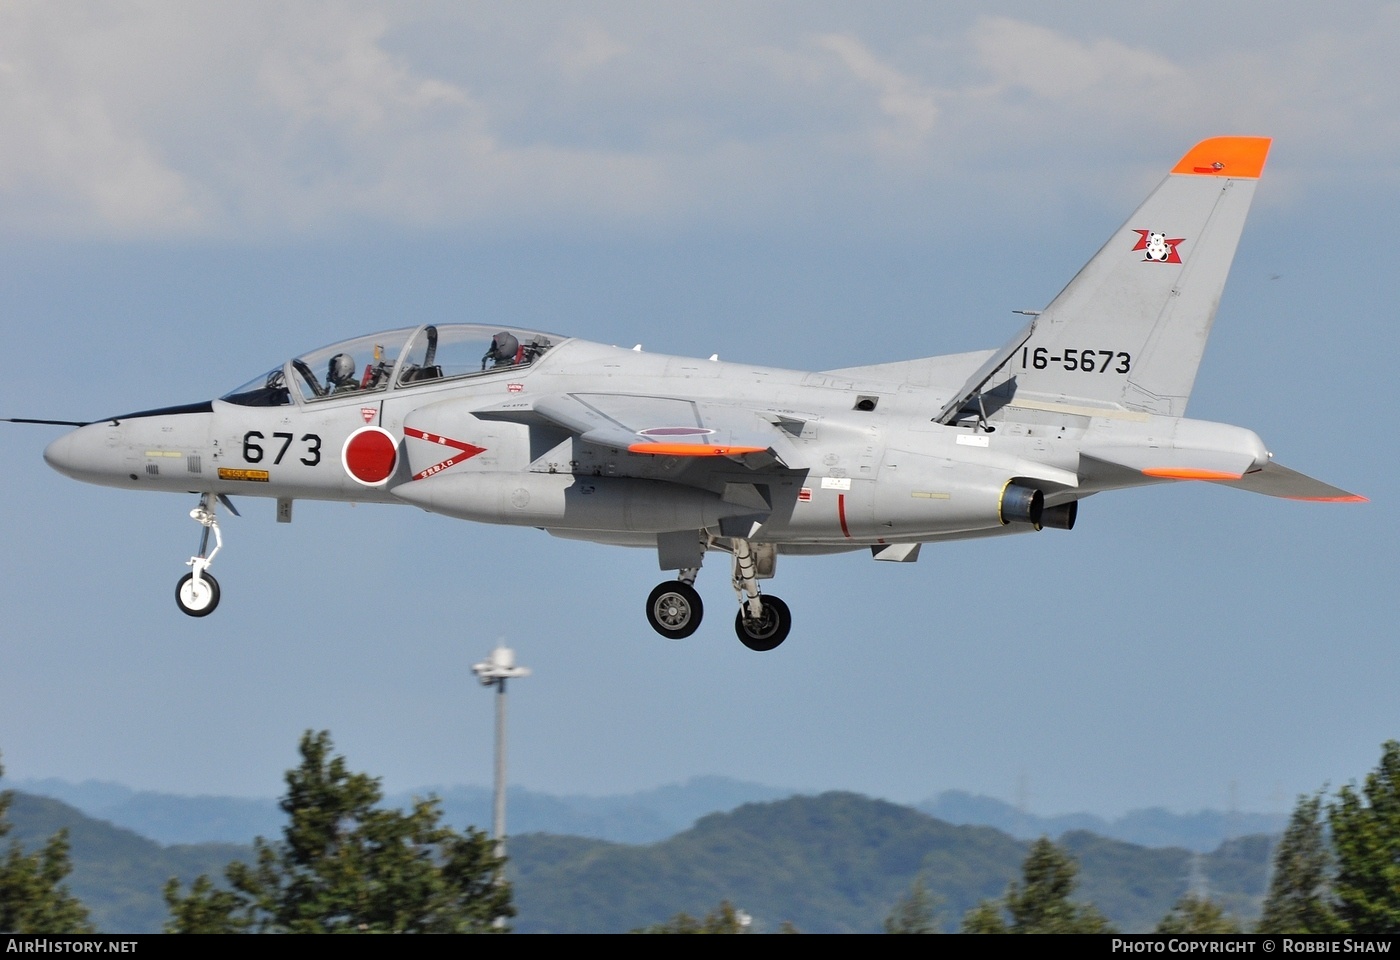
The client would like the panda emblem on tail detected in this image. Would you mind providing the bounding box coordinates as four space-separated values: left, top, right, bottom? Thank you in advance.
1132 229 1185 264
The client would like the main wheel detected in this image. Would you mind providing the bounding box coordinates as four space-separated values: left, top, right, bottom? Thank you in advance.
176 571 221 617
646 581 703 639
734 595 791 651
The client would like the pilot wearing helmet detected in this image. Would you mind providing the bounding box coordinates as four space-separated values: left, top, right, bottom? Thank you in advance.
327 353 359 393
481 332 520 370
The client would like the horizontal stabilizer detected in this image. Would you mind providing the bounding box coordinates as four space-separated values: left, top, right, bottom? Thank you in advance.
1210 461 1367 502
1080 419 1270 482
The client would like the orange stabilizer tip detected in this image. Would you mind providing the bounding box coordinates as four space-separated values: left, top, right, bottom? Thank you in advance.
1171 137 1271 179
1285 494 1370 504
1142 467 1244 481
628 442 768 457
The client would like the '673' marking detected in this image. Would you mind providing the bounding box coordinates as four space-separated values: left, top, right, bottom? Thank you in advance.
242 431 322 466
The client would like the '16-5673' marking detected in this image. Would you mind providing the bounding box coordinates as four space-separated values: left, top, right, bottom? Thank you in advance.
1021 347 1131 374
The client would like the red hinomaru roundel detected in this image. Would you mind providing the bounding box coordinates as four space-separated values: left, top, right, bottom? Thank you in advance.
341 426 399 486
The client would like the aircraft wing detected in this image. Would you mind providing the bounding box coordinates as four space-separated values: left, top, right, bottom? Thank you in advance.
1210 461 1366 502
478 393 805 470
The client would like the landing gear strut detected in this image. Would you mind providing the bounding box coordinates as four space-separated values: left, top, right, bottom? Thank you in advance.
176 493 223 617
643 538 792 650
730 537 790 651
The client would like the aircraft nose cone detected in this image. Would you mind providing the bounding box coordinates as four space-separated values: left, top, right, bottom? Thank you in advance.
43 430 80 476
44 426 105 481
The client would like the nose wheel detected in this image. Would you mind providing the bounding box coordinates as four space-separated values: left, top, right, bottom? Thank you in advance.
645 581 703 639
176 571 221 617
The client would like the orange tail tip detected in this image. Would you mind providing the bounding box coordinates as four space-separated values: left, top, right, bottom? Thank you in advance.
1171 136 1271 179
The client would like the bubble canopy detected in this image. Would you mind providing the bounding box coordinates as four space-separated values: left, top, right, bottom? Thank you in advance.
221 324 563 407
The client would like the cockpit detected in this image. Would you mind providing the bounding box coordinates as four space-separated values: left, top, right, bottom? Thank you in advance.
220 324 561 407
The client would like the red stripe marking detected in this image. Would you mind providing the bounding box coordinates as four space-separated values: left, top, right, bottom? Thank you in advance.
403 426 486 481
837 493 851 538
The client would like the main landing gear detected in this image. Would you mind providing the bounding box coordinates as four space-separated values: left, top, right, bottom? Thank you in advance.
645 573 703 640
643 538 792 651
729 537 791 651
734 595 791 652
175 493 227 617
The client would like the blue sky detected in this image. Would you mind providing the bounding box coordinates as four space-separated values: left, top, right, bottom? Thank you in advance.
0 2 1394 820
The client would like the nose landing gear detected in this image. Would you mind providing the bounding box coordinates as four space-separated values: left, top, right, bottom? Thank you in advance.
176 493 227 617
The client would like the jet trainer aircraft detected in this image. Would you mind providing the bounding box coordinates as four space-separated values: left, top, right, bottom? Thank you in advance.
26 137 1363 650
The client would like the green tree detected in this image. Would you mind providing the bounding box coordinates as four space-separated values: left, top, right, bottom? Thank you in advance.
1155 894 1240 934
632 900 751 933
884 876 942 933
162 875 250 934
960 899 1009 934
962 837 1113 934
0 757 92 934
165 731 512 933
1258 792 1340 934
1330 740 1400 934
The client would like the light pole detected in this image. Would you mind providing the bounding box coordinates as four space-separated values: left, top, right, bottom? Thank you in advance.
472 643 530 862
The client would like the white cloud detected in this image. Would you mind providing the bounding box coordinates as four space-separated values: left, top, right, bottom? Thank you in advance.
967 16 1180 100
0 2 205 233
812 33 939 154
1 3 1398 239
256 10 474 135
551 21 629 79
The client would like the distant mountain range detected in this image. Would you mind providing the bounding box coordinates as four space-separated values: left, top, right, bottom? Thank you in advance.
11 774 1285 852
3 786 1276 933
3 791 248 933
8 774 790 846
917 790 1286 854
508 794 1274 933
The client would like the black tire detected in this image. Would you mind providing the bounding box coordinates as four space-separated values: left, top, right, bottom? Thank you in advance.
734 595 791 651
646 581 703 639
176 571 221 617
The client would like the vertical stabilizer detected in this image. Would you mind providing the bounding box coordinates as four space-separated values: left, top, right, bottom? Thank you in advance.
1000 137 1270 417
